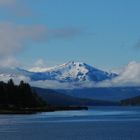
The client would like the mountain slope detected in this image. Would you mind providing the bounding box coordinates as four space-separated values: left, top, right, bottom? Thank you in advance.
33 87 118 106
0 61 118 84
121 95 140 106
58 87 140 101
28 61 118 82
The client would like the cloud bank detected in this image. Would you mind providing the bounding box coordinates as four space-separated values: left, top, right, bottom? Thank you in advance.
0 23 48 67
0 22 86 67
96 61 140 87
0 23 47 57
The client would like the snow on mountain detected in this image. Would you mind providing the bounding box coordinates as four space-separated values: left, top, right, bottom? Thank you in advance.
0 67 30 83
28 61 118 82
0 61 118 84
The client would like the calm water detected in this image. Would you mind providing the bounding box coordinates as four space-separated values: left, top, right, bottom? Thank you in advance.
0 106 140 140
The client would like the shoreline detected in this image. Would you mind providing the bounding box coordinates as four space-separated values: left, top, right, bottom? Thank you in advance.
0 106 88 114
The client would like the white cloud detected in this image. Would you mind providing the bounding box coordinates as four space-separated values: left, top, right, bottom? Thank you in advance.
0 56 19 67
0 23 47 55
0 0 33 18
0 22 86 68
114 61 140 86
0 22 48 66
96 61 140 87
29 59 49 72
0 74 30 85
34 59 45 67
0 0 16 6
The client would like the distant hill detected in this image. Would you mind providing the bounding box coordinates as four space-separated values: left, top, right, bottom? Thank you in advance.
120 96 140 106
33 87 118 106
59 87 140 101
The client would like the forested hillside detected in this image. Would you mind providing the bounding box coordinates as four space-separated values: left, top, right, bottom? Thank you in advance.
0 79 46 109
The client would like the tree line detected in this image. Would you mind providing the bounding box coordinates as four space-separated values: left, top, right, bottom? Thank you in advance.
0 79 46 109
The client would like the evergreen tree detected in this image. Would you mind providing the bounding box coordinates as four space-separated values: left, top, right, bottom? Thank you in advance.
0 80 46 109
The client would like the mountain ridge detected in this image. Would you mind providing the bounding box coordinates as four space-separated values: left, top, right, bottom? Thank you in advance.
0 61 118 84
24 61 118 82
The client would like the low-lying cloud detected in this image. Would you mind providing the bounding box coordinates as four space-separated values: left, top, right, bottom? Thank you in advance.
1 61 140 89
29 61 140 89
96 61 140 87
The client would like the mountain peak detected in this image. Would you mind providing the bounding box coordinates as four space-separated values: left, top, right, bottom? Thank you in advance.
65 61 85 65
27 61 118 82
0 61 118 84
57 61 85 68
59 61 94 69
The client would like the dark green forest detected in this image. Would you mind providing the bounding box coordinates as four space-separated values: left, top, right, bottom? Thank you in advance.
0 79 46 109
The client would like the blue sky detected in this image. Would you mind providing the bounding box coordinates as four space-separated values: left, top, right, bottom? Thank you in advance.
0 0 140 69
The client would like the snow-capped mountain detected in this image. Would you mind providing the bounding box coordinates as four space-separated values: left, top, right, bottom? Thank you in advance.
0 61 118 83
2 61 140 102
27 61 117 82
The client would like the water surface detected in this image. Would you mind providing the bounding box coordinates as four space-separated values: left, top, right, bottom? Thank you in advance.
0 106 140 140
